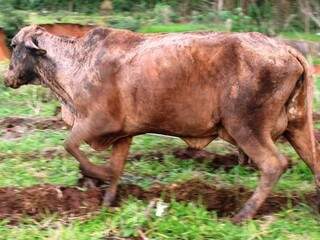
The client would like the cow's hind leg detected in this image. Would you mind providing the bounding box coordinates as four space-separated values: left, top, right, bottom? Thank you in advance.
285 124 320 206
224 126 288 223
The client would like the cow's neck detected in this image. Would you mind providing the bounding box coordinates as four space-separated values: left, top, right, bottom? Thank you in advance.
36 34 84 115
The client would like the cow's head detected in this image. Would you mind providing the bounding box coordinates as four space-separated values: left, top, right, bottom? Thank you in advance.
4 25 47 89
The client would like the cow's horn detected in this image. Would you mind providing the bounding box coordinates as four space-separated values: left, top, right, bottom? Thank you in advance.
25 38 47 56
25 38 39 49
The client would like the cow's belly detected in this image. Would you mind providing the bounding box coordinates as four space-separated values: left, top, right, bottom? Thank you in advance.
125 84 219 137
149 115 218 137
129 96 220 137
181 136 217 149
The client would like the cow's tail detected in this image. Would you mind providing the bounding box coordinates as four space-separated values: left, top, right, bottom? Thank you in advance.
287 48 320 187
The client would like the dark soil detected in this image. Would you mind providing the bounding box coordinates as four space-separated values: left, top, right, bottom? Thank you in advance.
0 115 318 223
315 130 320 142
0 117 67 140
0 185 102 223
0 116 66 130
117 179 317 218
313 112 320 122
173 147 256 171
0 180 316 223
173 148 294 171
130 151 164 162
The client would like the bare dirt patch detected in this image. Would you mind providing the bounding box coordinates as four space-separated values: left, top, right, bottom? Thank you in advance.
130 151 164 162
313 112 320 122
0 117 67 140
0 180 316 223
0 147 68 162
173 147 256 170
0 29 10 60
0 185 102 223
117 180 316 217
173 148 294 171
313 65 320 76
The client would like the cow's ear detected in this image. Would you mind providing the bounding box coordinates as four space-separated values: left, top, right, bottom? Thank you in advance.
25 38 47 56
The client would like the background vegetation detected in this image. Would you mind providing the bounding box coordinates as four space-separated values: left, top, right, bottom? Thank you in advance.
0 0 320 40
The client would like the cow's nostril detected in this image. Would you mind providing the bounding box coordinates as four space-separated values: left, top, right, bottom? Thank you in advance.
3 71 14 87
3 80 10 87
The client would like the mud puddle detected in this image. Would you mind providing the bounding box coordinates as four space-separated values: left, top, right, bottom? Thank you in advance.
0 180 316 223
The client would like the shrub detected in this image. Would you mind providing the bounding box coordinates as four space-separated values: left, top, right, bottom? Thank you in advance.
153 3 178 24
0 2 25 44
107 15 141 31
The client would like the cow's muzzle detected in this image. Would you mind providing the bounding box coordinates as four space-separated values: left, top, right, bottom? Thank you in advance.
4 71 20 89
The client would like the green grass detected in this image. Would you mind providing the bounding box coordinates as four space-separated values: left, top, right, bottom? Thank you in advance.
139 23 225 33
312 58 320 65
313 76 320 111
0 200 319 240
24 10 105 26
23 11 320 44
279 31 320 42
0 123 318 239
0 63 59 117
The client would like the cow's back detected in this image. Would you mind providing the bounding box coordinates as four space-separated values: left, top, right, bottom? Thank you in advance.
114 32 296 137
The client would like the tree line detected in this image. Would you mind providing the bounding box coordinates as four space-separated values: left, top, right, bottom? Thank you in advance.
0 0 319 34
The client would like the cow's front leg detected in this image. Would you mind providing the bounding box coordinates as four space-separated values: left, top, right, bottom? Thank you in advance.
65 128 111 182
103 137 132 206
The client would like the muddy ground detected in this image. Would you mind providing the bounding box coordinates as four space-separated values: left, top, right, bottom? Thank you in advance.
0 115 319 223
0 179 317 223
0 116 67 140
173 147 261 170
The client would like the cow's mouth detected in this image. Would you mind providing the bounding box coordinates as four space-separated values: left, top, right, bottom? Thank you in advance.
5 75 40 89
3 74 21 89
11 83 22 89
4 80 21 89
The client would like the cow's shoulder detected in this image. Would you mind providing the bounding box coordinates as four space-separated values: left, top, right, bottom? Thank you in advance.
103 28 144 50
82 27 110 48
86 27 110 38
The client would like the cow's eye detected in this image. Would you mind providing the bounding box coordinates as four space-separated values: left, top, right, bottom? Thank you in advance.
11 43 16 49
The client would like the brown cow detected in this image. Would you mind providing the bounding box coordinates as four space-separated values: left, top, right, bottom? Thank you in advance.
4 25 320 223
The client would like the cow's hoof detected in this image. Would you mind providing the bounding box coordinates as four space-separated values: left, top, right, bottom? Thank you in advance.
102 191 116 207
80 165 113 182
238 150 249 165
231 212 251 224
231 215 243 225
78 176 100 188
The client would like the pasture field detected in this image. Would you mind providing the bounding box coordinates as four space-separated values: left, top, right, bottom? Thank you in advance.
0 58 320 239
